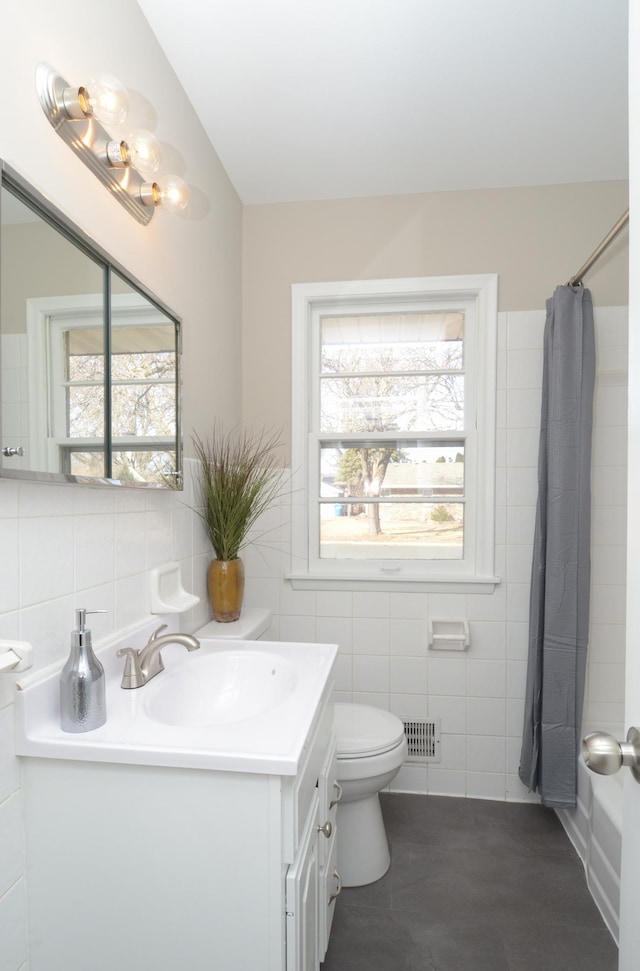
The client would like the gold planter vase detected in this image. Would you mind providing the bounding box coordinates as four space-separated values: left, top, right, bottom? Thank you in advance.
207 558 245 622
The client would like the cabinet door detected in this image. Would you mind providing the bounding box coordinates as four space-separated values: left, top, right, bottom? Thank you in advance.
318 826 340 963
286 791 319 971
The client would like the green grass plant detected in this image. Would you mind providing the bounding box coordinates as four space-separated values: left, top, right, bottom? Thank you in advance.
192 425 287 561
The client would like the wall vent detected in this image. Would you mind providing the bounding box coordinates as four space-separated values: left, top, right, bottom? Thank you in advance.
402 718 441 763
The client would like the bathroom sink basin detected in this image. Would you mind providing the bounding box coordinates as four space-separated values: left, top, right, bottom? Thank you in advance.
14 617 337 775
144 650 297 727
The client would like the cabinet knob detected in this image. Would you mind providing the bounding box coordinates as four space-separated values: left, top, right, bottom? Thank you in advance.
329 780 343 809
2 446 24 457
329 869 343 903
317 820 332 839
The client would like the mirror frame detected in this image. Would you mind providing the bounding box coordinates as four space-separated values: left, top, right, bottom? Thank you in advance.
0 160 183 489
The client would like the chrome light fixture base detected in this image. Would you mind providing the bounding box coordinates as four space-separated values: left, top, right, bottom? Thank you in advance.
36 62 153 225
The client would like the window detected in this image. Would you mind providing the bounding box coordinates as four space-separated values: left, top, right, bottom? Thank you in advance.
290 275 499 591
27 292 178 483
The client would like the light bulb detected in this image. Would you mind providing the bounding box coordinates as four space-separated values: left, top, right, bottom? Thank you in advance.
86 74 129 127
156 175 190 212
126 129 161 176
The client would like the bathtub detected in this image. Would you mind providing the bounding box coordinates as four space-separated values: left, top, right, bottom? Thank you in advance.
556 743 622 944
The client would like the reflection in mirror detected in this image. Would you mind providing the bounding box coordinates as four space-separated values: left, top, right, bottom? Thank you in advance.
110 272 178 484
62 311 105 477
0 163 182 488
1 186 106 475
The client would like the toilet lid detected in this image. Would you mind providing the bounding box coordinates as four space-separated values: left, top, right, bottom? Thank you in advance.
334 703 406 758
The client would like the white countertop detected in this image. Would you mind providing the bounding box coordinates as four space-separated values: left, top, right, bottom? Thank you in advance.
14 617 337 776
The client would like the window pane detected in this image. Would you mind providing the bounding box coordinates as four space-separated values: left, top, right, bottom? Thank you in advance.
110 323 176 380
321 312 464 374
321 443 464 498
320 501 464 560
111 350 175 381
320 373 464 432
110 323 175 353
67 327 104 381
319 443 464 559
112 450 176 484
68 386 105 438
69 451 105 477
111 385 176 437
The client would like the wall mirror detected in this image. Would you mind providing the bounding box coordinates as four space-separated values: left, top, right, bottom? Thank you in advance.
0 161 182 488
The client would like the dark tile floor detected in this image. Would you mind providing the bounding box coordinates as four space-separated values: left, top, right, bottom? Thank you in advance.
322 792 618 971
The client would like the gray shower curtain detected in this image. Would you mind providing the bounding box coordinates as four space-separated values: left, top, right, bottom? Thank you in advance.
518 285 595 810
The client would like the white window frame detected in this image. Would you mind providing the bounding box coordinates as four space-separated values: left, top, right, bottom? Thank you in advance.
289 274 500 593
26 292 176 474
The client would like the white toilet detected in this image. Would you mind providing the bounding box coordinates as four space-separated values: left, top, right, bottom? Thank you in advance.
333 702 407 887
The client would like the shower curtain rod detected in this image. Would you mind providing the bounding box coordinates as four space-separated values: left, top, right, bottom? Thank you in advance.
567 208 629 286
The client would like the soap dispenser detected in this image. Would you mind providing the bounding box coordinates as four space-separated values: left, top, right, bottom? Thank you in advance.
60 608 107 733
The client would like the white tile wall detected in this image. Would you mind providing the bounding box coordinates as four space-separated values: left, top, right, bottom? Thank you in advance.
241 307 629 802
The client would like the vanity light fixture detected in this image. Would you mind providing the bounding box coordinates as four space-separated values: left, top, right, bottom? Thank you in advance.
36 63 190 224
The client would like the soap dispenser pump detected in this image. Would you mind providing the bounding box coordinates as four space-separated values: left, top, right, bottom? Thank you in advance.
60 608 107 733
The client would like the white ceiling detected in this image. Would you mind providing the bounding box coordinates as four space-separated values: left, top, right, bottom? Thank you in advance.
137 0 628 206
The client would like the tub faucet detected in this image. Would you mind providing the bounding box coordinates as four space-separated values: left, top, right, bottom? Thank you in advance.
117 624 200 689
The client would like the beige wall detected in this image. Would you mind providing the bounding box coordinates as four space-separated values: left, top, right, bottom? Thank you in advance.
1 222 104 332
0 0 243 442
1 221 155 333
242 180 629 454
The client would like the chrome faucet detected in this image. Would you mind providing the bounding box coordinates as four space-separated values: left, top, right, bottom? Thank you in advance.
117 624 200 689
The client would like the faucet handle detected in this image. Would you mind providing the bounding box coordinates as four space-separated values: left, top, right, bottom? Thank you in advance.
148 624 168 642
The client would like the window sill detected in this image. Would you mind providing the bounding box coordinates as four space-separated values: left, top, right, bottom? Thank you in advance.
285 573 501 594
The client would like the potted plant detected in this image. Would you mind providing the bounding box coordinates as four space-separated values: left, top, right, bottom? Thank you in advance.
192 424 286 622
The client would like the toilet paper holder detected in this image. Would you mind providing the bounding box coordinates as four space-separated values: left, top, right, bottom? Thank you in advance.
428 619 470 652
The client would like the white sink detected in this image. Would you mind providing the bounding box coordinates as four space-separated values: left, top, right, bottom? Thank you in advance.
144 650 297 727
13 618 337 776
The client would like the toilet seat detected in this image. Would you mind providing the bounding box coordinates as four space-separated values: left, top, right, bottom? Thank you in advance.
334 703 405 758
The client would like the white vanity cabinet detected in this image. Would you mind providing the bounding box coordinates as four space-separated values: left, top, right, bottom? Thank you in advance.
21 683 340 971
